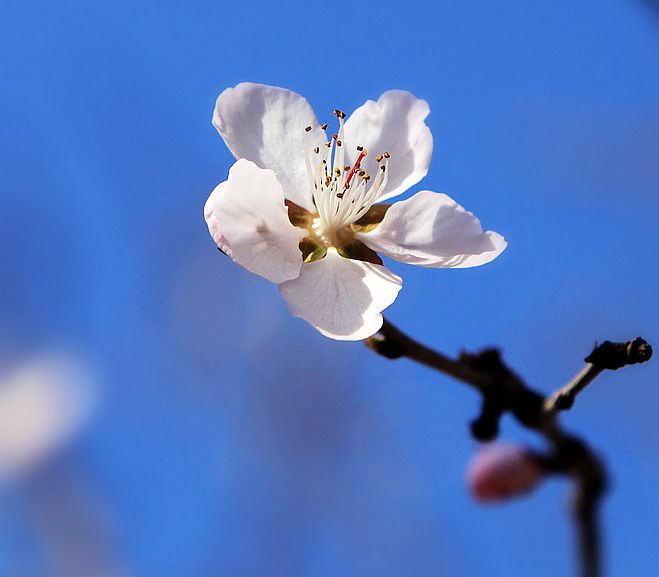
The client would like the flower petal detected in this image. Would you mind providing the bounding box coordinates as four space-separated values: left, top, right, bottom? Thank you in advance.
343 91 433 201
204 195 233 258
279 249 402 340
204 159 306 283
212 82 325 210
358 191 507 268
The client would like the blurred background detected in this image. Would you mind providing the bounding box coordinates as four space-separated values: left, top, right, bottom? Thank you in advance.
1 0 658 575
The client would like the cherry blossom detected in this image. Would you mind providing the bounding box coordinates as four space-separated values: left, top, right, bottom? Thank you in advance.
205 83 506 340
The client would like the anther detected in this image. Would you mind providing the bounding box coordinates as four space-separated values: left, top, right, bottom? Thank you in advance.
304 126 312 132
376 154 383 162
336 140 342 147
332 133 338 141
380 165 386 171
333 109 346 119
356 145 364 151
334 168 341 176
383 151 390 158
313 146 320 154
336 192 344 198
321 123 328 130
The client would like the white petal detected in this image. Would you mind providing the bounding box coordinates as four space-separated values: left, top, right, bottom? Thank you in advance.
279 249 402 341
344 90 433 201
212 82 325 210
358 191 507 268
204 194 233 258
204 159 306 283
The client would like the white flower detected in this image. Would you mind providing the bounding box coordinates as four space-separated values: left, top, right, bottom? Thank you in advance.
0 352 96 482
205 83 507 340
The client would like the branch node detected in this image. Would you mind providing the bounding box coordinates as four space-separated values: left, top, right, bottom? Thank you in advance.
470 397 503 441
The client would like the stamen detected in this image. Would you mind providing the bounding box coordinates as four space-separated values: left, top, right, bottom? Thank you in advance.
302 110 391 246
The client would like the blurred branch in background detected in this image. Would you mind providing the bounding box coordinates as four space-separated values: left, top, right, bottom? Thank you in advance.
367 321 653 577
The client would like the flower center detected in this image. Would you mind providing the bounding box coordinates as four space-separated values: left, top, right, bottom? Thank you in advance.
303 110 390 248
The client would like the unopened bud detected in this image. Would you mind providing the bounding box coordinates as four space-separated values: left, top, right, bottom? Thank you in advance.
466 444 543 502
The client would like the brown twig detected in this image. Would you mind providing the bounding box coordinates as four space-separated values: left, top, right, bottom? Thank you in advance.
365 319 652 577
545 338 652 414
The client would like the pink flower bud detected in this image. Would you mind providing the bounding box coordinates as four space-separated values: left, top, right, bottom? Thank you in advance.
467 444 543 502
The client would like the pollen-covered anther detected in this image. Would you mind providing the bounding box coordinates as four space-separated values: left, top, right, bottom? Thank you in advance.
375 154 383 162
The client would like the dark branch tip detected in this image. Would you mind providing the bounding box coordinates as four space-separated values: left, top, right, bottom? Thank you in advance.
628 337 653 364
585 337 653 369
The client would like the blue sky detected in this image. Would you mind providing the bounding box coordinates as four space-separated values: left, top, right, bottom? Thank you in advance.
1 0 658 576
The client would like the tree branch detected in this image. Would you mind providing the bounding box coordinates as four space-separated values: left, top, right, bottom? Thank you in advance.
366 319 652 577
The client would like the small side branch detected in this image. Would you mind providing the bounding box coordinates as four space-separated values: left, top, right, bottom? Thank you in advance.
545 364 604 413
545 338 652 414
